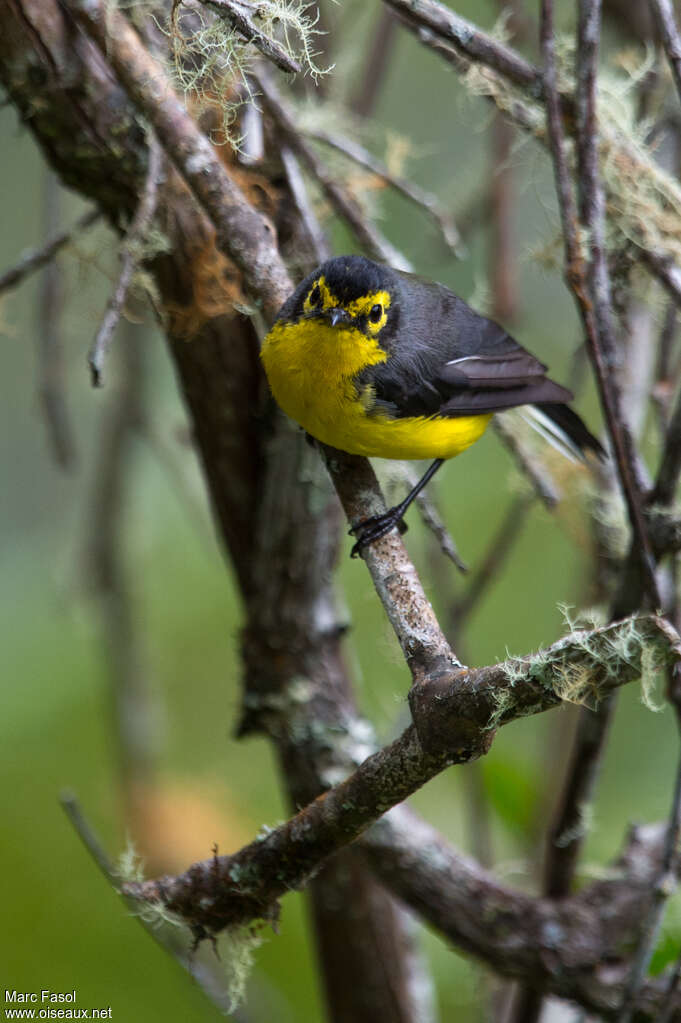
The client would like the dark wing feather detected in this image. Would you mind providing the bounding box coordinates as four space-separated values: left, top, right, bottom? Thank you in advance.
358 270 603 457
361 274 572 417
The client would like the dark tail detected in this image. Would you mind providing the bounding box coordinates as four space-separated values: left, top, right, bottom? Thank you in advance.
534 402 606 460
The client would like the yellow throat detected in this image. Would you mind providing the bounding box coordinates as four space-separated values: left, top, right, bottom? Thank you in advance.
261 317 492 461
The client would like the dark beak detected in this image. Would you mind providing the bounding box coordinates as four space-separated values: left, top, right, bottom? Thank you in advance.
326 307 353 327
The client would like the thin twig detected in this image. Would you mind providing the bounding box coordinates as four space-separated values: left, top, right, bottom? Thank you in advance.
280 145 331 264
493 414 561 510
254 68 413 272
652 301 678 435
0 208 99 295
307 127 463 256
383 462 468 571
382 0 542 96
648 0 681 108
350 7 399 117
452 494 533 628
60 791 240 1013
36 171 76 469
541 0 659 606
489 106 517 322
88 135 163 386
651 383 681 506
535 0 616 918
60 791 119 884
383 0 681 314
175 0 302 74
659 946 681 1023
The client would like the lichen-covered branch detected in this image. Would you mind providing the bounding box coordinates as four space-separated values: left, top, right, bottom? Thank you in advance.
123 613 680 933
67 0 293 319
186 0 302 74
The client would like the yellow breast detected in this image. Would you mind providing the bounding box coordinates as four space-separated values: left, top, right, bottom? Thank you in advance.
261 319 492 460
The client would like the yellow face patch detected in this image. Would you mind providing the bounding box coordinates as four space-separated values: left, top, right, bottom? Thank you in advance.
346 289 391 335
302 275 338 315
302 279 392 337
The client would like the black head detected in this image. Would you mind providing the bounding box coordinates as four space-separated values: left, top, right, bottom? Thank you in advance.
277 255 401 343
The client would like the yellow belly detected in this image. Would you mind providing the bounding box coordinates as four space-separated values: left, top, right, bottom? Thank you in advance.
261 319 492 460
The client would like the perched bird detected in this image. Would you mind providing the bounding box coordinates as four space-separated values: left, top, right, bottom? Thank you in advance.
261 255 603 556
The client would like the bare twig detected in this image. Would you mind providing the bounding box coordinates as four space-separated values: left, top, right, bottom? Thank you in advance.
88 135 163 386
0 207 99 295
493 414 561 509
280 145 331 263
489 111 517 322
307 127 463 255
350 7 399 117
648 0 681 108
60 791 241 1013
60 790 119 883
659 947 681 1023
651 383 681 506
382 462 468 571
254 68 413 271
652 302 678 434
640 247 681 308
539 0 659 606
36 171 76 469
452 494 533 628
179 0 302 74
544 694 616 897
578 1 659 606
382 0 542 96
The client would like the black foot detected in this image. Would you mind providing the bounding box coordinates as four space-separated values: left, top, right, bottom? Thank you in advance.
349 508 407 557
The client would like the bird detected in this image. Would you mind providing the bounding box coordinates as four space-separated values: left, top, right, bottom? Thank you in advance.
261 254 603 557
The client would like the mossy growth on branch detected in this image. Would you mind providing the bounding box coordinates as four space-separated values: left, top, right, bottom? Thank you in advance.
166 0 330 146
493 613 670 728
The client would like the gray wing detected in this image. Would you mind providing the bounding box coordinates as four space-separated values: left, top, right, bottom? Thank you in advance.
361 275 572 419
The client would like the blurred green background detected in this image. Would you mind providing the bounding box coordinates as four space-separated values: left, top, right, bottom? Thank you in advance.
1 1 680 1019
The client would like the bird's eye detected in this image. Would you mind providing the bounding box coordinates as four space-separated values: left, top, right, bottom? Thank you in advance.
309 284 322 307
369 303 383 324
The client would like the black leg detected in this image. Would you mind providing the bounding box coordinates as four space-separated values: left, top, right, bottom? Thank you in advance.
349 459 445 557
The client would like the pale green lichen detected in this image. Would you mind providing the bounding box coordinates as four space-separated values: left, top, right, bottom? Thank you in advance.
117 837 146 885
166 0 330 146
462 33 681 285
500 614 671 715
215 925 265 1013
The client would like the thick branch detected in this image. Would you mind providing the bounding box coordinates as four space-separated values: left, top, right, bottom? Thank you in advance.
362 810 681 1022
68 0 292 319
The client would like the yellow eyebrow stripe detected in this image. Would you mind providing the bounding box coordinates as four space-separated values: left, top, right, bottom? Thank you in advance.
346 289 391 318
